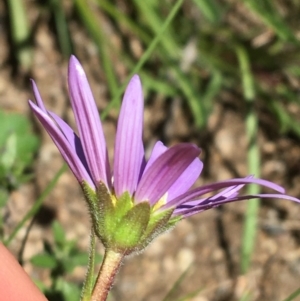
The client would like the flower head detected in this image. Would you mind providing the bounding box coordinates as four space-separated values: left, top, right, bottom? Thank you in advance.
29 55 300 254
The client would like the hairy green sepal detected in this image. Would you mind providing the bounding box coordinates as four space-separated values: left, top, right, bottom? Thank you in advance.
82 181 181 255
136 208 175 250
112 202 150 253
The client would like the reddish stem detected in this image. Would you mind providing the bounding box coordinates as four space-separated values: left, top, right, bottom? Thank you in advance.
91 249 124 301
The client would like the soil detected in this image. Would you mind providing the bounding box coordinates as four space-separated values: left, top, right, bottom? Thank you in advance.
1 1 300 301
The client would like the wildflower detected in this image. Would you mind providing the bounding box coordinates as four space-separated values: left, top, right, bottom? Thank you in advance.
29 55 299 254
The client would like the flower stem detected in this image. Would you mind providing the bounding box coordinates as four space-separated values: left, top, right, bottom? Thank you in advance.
81 231 96 301
91 249 125 301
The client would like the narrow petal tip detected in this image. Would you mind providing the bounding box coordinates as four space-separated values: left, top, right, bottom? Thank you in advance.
30 80 47 112
28 99 36 109
130 74 141 84
126 75 143 101
69 55 85 77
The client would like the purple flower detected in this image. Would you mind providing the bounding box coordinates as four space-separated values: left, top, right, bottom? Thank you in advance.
29 56 300 221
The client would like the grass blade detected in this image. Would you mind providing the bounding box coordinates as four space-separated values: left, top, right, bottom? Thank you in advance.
74 0 119 98
101 0 185 119
7 0 32 71
4 165 67 246
236 46 260 273
192 0 222 23
49 0 72 57
283 287 300 301
242 0 297 42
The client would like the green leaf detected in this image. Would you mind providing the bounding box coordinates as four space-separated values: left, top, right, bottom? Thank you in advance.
0 111 39 188
63 252 90 273
1 133 17 171
30 253 57 269
52 221 66 247
69 252 89 266
55 278 81 301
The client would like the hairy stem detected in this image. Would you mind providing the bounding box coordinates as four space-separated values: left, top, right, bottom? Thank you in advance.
81 231 96 301
91 249 124 301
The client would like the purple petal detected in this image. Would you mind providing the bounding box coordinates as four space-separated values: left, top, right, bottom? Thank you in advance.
113 75 144 197
135 143 201 205
174 193 300 218
49 111 90 174
138 143 147 182
143 141 203 202
68 56 110 188
31 80 89 170
144 141 168 173
208 175 253 201
31 80 47 112
143 141 167 174
142 141 203 201
173 182 251 212
29 100 95 189
161 177 286 211
167 158 203 202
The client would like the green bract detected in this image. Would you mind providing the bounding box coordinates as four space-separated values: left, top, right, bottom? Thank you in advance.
82 182 178 255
